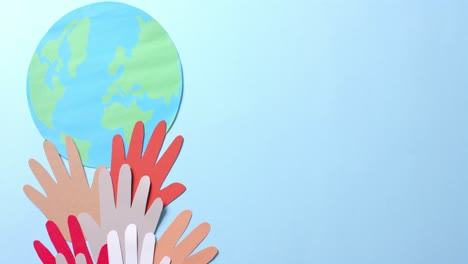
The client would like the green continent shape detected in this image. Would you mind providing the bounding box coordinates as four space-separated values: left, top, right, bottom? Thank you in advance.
60 133 91 164
41 19 78 72
67 18 91 77
103 17 181 104
101 101 154 144
28 54 66 129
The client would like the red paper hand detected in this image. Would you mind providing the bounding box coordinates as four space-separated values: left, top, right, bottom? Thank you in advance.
110 120 185 210
34 215 108 264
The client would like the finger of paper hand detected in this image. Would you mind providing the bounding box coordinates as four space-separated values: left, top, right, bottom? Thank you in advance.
78 213 103 261
33 240 55 264
127 121 145 160
65 136 88 186
111 134 126 175
124 224 138 264
175 223 211 259
159 256 171 264
97 245 109 264
144 198 163 232
162 135 183 164
158 183 186 208
184 247 218 264
28 159 56 194
155 210 192 260
77 213 100 239
44 140 70 183
23 185 48 211
117 164 132 209
99 169 116 216
132 176 150 215
107 230 123 264
142 120 166 165
140 233 156 264
68 215 93 263
149 136 183 188
46 220 74 263
92 166 106 191
55 253 67 264
75 253 87 264
161 210 191 244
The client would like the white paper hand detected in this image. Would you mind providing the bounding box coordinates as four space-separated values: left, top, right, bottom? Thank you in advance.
160 256 171 264
79 164 163 261
107 224 156 264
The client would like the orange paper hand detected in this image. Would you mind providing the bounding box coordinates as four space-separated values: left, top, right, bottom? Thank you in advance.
110 120 185 210
23 136 101 241
153 210 218 264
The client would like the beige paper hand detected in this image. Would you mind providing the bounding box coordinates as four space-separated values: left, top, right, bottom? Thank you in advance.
79 164 163 261
23 136 101 241
153 210 218 264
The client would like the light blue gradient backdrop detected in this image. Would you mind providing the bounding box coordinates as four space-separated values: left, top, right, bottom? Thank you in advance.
1 0 468 263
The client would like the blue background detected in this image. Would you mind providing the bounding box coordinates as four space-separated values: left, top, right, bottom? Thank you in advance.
1 0 468 263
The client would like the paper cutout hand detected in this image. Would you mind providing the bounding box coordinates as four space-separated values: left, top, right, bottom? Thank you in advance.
34 215 108 264
110 121 185 209
55 253 90 264
107 224 156 264
79 164 163 261
153 210 218 264
159 257 171 264
24 137 101 241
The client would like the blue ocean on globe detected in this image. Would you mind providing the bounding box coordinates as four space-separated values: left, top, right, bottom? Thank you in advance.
27 2 183 168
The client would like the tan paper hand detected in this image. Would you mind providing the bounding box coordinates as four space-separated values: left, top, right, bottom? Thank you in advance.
23 136 101 241
79 164 163 261
154 210 218 264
